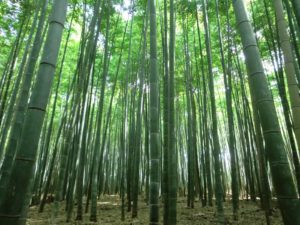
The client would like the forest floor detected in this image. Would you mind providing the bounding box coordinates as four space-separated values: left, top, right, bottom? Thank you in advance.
27 195 283 225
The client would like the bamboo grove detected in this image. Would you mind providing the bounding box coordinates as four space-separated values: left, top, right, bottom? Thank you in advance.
0 0 300 224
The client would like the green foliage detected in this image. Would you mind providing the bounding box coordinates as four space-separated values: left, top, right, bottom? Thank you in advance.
0 0 300 224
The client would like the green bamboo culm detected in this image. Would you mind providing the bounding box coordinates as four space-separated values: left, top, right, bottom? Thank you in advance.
232 1 300 224
201 0 225 222
272 0 300 193
167 0 177 222
0 0 68 224
290 0 300 29
0 0 48 203
217 0 239 219
149 0 160 223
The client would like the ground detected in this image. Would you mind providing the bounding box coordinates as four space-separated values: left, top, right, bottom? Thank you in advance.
26 195 283 225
